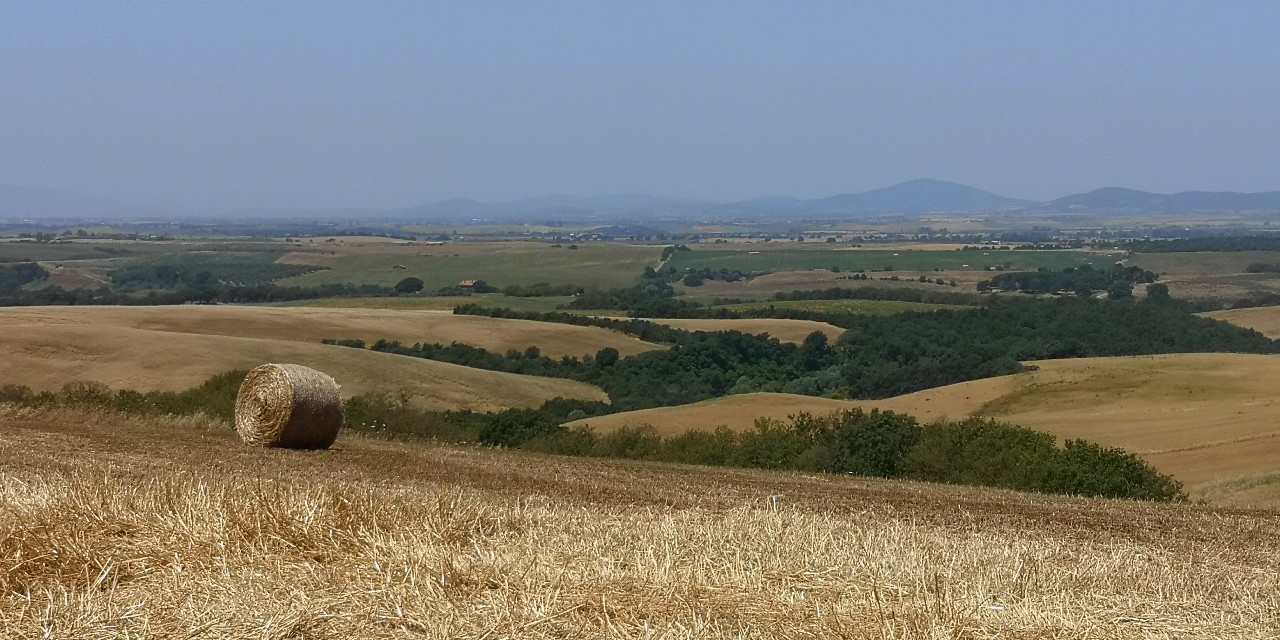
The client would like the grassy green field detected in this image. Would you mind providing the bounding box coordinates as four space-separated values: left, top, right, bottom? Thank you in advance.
715 298 968 315
1126 250 1280 276
0 240 180 262
277 242 661 290
667 248 1111 274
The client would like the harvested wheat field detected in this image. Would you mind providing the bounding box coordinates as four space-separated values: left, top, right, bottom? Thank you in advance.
1 405 1278 638
0 305 662 359
0 323 604 412
573 353 1280 507
647 318 844 343
1203 305 1280 338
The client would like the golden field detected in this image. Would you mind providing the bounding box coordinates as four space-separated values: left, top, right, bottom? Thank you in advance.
569 353 1280 507
646 317 844 343
0 311 607 412
1203 305 1280 338
0 305 662 359
1 405 1277 638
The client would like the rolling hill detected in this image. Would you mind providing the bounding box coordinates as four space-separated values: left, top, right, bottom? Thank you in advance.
0 305 663 359
1044 187 1280 212
13 179 1280 221
645 318 843 343
567 353 1280 505
0 307 612 411
807 178 1033 214
1202 305 1280 338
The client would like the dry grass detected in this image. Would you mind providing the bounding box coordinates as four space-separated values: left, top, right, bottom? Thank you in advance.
567 393 859 437
2 405 1279 638
646 318 844 343
571 354 1280 508
0 305 661 359
0 322 605 412
1203 305 1280 338
1127 251 1280 277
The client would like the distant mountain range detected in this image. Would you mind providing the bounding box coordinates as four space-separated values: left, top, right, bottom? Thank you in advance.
1038 187 1280 213
6 179 1280 221
711 179 1034 217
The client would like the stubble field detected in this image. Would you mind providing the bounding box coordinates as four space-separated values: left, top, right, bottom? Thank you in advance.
2 405 1277 638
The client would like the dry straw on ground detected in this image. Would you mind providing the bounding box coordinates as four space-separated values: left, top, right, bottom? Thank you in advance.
2 405 1279 638
235 363 344 449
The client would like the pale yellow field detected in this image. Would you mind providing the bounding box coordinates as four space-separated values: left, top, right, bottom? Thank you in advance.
2 406 1277 637
647 317 844 343
0 317 606 412
0 305 661 359
567 393 858 437
1203 305 1280 338
569 353 1280 506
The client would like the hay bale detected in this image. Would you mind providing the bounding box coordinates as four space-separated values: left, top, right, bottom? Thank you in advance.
235 363 343 449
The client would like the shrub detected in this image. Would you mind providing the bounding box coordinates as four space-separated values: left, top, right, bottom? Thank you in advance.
791 409 922 477
904 418 1056 490
591 425 664 460
0 384 37 405
343 392 481 442
59 381 115 407
394 277 424 293
1040 439 1185 501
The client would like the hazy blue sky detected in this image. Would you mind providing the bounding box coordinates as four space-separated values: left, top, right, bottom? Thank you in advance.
2 2 1278 212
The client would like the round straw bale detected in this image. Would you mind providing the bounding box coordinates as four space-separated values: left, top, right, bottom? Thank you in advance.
235 363 343 449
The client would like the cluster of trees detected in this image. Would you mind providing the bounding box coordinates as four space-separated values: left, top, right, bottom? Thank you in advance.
0 282 399 306
660 244 692 261
109 261 321 290
770 286 985 306
0 261 47 295
500 282 584 297
368 328 836 411
560 278 717 317
977 264 1157 297
402 297 1280 408
1245 263 1280 273
680 267 751 287
833 298 1275 397
519 411 1184 502
452 304 695 341
1124 237 1280 252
